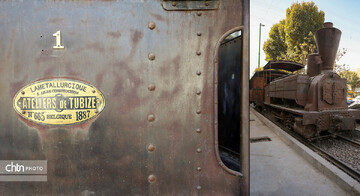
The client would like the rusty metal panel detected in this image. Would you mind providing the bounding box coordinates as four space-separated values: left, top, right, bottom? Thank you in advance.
162 0 220 10
0 0 247 195
267 75 310 106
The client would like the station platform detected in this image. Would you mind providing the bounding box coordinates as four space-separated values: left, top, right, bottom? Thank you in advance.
250 108 359 196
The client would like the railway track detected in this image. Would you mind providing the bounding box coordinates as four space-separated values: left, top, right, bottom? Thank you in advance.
311 137 360 182
257 108 360 182
335 134 360 147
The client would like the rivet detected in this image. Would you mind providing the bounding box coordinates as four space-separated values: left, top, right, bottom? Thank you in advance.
172 2 176 6
22 111 26 114
92 89 96 93
148 175 156 183
196 51 201 56
196 128 201 133
196 70 201 76
197 148 201 153
21 91 25 95
197 167 202 171
196 90 201 95
148 53 155 61
148 114 155 122
197 12 202 16
148 22 156 30
148 84 156 91
197 186 202 190
147 144 155 152
196 109 201 114
205 1 210 6
197 32 202 36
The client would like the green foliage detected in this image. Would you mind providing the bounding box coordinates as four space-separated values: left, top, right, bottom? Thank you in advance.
263 20 287 61
252 67 264 75
339 71 360 90
263 1 324 65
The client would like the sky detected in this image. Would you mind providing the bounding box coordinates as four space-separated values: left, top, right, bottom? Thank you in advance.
250 0 360 75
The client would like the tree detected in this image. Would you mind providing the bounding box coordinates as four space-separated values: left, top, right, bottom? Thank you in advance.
334 48 349 73
263 20 287 61
263 1 324 65
339 71 359 91
252 67 263 75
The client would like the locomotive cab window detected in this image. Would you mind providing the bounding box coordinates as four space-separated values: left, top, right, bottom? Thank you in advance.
217 31 242 172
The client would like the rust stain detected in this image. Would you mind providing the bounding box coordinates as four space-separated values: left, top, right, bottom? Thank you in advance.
48 18 65 24
107 31 122 39
10 75 28 98
112 70 143 114
112 72 124 97
80 19 88 25
96 72 104 87
131 30 143 45
86 42 105 53
150 13 165 21
65 62 81 76
160 55 181 76
7 29 15 59
44 66 56 76
159 84 182 102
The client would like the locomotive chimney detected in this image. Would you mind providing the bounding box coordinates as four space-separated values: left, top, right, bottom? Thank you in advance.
315 22 342 73
307 53 321 77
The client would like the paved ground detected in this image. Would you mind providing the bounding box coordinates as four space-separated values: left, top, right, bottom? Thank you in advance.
250 110 350 196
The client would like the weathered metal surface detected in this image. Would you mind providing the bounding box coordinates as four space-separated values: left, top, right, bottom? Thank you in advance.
305 72 347 111
307 53 321 77
315 22 342 72
266 75 310 106
263 61 304 72
250 70 288 106
13 78 105 126
0 0 248 195
162 0 219 11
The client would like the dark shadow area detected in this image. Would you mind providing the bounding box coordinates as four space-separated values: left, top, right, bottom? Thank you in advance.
218 31 242 172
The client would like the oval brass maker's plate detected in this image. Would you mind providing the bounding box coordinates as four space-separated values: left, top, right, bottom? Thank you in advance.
13 78 105 126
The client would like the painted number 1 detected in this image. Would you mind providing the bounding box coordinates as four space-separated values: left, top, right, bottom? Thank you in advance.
53 30 64 49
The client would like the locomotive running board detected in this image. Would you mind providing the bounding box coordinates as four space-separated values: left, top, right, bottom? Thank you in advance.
263 103 314 116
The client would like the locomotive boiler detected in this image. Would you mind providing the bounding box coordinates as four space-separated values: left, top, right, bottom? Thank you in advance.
261 23 360 138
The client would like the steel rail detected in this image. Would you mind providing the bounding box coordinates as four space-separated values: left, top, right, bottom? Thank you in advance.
309 141 360 182
335 134 360 147
256 107 360 182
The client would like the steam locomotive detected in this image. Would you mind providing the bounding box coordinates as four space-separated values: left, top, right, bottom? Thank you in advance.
250 22 360 138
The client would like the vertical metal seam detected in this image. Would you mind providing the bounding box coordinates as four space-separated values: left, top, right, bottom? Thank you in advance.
241 0 250 195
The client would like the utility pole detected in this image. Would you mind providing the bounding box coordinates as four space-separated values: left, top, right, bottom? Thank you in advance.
258 23 265 68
